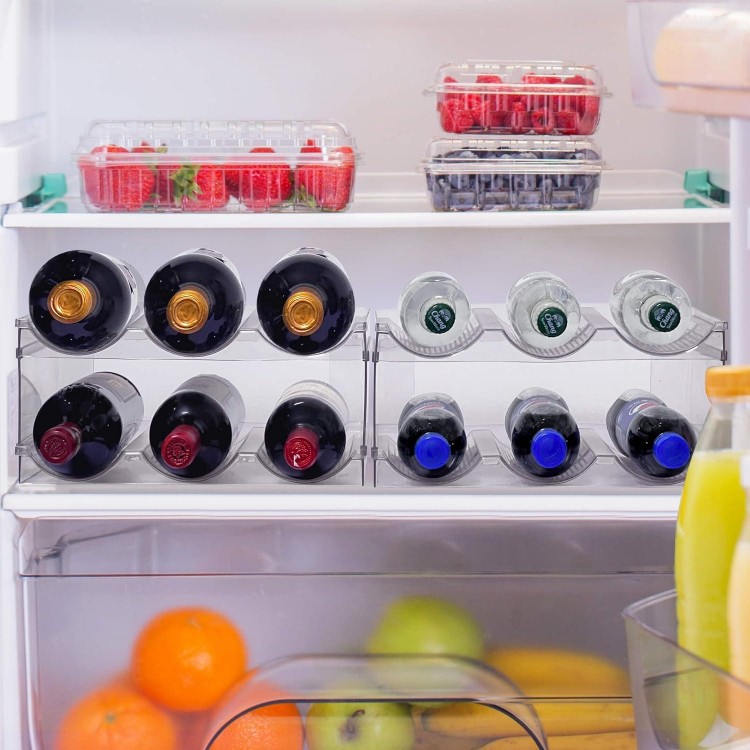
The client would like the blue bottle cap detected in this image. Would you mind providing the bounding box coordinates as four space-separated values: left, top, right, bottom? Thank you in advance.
415 432 452 471
653 431 692 471
530 428 568 470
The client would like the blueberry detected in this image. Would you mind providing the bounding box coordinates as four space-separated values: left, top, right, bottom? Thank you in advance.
517 190 542 208
484 191 511 210
516 151 539 161
512 172 538 191
540 176 555 205
578 190 596 210
449 191 478 211
449 172 476 190
551 192 578 209
571 174 597 194
568 149 601 162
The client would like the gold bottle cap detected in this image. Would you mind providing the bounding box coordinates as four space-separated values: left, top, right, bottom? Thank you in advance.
48 280 97 324
167 286 210 334
282 288 324 336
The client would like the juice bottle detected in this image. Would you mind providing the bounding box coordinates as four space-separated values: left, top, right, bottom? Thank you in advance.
676 366 750 671
675 366 750 744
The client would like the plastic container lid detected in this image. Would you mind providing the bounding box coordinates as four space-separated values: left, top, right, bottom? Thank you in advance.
74 120 361 162
422 136 604 175
652 431 691 471
705 365 750 399
530 428 568 470
161 424 201 469
415 432 452 471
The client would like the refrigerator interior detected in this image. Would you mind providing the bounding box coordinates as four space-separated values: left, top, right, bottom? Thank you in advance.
0 1 736 750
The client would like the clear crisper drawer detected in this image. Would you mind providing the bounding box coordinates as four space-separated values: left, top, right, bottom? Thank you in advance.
14 312 367 489
20 516 672 750
73 120 360 213
628 1 750 116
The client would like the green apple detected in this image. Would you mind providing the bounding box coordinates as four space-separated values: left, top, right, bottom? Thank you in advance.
367 596 485 660
305 701 415 750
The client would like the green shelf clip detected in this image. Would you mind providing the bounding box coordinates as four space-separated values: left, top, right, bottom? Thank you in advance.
21 174 68 209
684 169 729 206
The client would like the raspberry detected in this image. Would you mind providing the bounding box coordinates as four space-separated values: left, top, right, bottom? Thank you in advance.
532 109 556 135
578 97 601 135
476 74 503 84
509 102 531 134
522 74 563 85
439 99 474 133
555 110 580 135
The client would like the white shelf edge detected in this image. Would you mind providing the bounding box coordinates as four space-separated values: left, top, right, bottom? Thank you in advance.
0 206 731 229
2 491 680 517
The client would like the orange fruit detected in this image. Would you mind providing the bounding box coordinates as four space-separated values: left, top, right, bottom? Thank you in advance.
210 701 304 750
132 607 247 713
56 685 177 750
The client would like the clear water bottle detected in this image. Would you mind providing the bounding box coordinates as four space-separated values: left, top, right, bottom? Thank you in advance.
398 272 471 348
609 270 692 346
506 272 581 350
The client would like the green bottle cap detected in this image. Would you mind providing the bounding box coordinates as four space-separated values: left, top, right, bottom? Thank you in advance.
423 303 456 334
648 301 681 332
536 307 568 338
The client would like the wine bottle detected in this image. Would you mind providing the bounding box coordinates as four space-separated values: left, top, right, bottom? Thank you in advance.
32 372 143 479
505 387 580 478
144 248 245 355
264 381 348 481
257 247 355 354
397 393 467 479
609 270 692 346
606 389 696 478
398 272 471 348
506 272 581 350
149 375 245 480
28 250 141 354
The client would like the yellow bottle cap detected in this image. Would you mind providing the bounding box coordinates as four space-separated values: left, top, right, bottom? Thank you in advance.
167 286 210 334
47 280 97 324
705 365 750 398
282 288 324 336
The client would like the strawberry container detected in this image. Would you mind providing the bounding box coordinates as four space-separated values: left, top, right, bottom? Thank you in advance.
423 136 604 212
73 120 361 213
427 61 608 136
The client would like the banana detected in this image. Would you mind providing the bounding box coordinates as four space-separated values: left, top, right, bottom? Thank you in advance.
420 701 634 739
485 647 630 698
477 731 636 750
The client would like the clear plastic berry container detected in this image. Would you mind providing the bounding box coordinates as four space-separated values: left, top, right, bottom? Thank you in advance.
427 61 608 136
423 136 604 212
73 120 361 213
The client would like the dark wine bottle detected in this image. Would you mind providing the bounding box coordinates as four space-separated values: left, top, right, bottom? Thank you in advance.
606 389 695 478
28 250 140 354
257 247 355 354
149 375 245 480
264 381 348 481
32 372 143 479
505 388 581 478
144 248 245 355
397 393 467 479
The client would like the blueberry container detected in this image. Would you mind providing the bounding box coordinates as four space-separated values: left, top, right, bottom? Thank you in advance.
427 61 608 136
423 136 604 212
73 120 361 213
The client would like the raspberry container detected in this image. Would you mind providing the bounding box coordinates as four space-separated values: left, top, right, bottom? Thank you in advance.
73 120 361 213
427 61 608 136
423 136 604 212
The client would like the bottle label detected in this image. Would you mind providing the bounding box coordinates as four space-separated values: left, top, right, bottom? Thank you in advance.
614 397 662 454
647 301 681 332
177 375 245 432
423 302 456 334
536 307 568 338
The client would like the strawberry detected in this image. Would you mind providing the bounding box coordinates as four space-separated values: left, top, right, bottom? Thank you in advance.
132 141 155 154
169 164 228 211
296 142 355 211
226 147 293 211
80 145 128 209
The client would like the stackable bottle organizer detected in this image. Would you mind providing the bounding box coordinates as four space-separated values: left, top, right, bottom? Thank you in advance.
20 515 671 750
14 309 369 489
373 303 726 489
